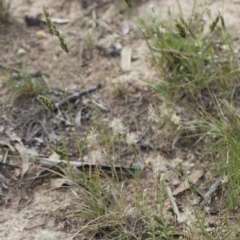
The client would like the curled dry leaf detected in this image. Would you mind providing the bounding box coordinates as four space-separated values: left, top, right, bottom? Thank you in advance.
15 143 30 181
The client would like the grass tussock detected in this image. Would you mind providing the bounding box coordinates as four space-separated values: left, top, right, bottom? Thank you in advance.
140 1 240 212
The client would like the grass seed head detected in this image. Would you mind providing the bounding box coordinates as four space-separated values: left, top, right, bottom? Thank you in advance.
87 127 98 146
37 95 55 113
110 117 126 135
126 132 138 149
220 15 225 30
210 14 220 33
89 149 103 164
51 23 59 36
58 34 69 53
175 20 187 38
148 104 159 123
43 6 69 53
43 7 54 35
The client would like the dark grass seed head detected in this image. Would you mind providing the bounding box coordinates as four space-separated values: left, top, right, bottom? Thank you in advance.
220 15 225 30
43 7 69 53
210 15 220 33
175 20 187 38
58 35 69 53
52 24 60 37
43 7 54 35
37 95 55 113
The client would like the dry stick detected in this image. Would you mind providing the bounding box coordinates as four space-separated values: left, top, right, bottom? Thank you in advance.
166 186 182 222
0 162 20 169
0 62 21 73
40 158 82 168
200 178 222 210
39 158 141 178
55 84 102 109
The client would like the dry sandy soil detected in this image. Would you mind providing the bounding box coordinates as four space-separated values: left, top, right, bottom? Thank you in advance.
0 0 240 239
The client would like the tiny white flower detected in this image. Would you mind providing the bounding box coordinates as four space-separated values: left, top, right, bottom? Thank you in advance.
110 117 126 135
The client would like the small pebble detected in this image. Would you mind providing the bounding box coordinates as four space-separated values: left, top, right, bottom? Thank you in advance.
114 42 122 51
17 48 26 56
36 30 47 39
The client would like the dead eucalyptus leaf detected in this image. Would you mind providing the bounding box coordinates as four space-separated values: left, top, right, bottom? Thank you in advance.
173 170 203 196
166 186 181 221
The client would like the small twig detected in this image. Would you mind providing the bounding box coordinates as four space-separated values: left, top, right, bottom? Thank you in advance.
38 158 142 178
55 84 102 109
200 178 222 209
0 162 20 169
0 62 20 73
39 158 82 168
166 186 182 222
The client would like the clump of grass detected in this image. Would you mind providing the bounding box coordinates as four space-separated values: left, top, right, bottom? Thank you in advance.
111 81 128 99
143 177 176 240
6 71 48 105
143 9 239 103
140 2 240 210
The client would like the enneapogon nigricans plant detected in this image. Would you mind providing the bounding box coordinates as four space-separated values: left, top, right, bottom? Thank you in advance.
43 6 69 53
